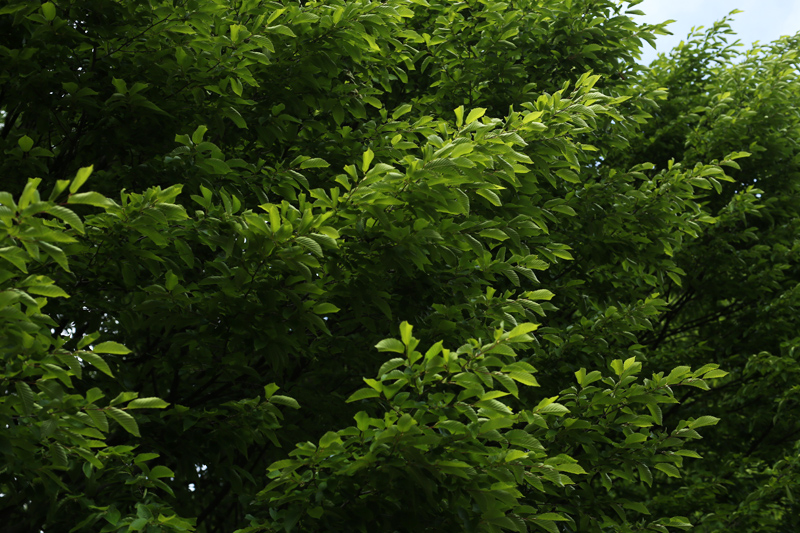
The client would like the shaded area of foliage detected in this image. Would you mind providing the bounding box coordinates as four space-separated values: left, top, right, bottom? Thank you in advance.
1 1 799 532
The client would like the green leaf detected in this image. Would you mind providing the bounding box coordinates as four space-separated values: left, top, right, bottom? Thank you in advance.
375 338 405 353
127 397 170 409
397 413 416 431
68 192 114 208
41 2 56 21
555 169 580 183
362 95 382 109
550 204 577 216
637 463 653 486
675 449 703 459
332 106 345 125
93 341 131 355
0 3 29 15
270 395 300 409
623 502 650 515
666 516 693 529
300 158 330 169
48 179 70 202
292 12 319 24
27 284 70 298
465 107 487 124
362 148 375 172
106 407 141 437
479 228 508 241
0 247 28 272
509 371 539 387
110 391 138 406
230 77 243 96
43 363 71 386
200 158 231 175
18 135 34 152
654 463 681 478
494 373 519 397
263 383 280 399
0 290 21 309
524 121 547 132
266 24 296 37
69 166 93 193
165 270 179 291
555 462 586 475
223 107 248 128
476 188 502 206
79 351 115 377
18 178 41 209
148 465 175 479
87 409 109 432
507 323 539 338
454 105 464 127
531 518 559 533
378 358 405 376
625 433 648 445
74 448 103 469
538 403 569 415
48 205 84 234
527 289 555 300
313 302 340 315
399 321 413 345
536 513 569 521
346 388 380 402
689 416 720 429
191 125 208 144
296 236 323 257
129 518 148 531
15 381 37 415
393 103 413 120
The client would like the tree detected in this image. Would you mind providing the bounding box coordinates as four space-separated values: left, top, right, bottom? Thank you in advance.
1 1 798 532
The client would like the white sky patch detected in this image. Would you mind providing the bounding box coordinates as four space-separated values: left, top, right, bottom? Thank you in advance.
632 0 800 64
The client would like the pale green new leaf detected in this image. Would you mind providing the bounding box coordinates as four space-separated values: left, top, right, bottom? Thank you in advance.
346 388 381 402
375 339 405 353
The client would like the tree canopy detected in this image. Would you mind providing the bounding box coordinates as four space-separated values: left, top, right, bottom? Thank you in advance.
1 1 799 532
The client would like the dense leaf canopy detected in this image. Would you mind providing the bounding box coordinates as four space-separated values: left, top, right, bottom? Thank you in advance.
1 1 799 532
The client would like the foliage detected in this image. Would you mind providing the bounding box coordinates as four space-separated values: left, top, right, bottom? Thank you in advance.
610 15 800 532
1 1 798 532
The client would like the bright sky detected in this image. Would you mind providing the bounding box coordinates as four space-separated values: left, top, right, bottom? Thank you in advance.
634 0 800 64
